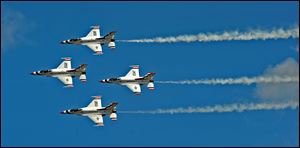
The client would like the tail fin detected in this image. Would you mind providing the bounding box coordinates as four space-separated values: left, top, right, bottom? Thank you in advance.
104 31 116 41
75 64 87 73
105 102 118 111
144 72 156 81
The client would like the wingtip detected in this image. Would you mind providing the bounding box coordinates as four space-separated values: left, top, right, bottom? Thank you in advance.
91 25 100 29
62 57 71 61
94 51 103 55
64 84 74 88
130 65 139 69
95 123 104 126
92 96 102 99
148 72 156 75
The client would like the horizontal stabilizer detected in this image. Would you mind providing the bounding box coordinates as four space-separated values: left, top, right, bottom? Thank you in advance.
104 31 116 39
144 72 156 80
105 102 118 110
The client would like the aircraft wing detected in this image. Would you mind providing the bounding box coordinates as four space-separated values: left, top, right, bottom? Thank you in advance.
87 115 104 126
57 57 71 69
56 75 73 87
87 96 102 108
124 65 140 79
124 83 141 95
85 43 103 55
86 26 100 38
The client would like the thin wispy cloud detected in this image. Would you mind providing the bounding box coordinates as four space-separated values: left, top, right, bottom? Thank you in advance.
119 26 299 43
1 7 34 51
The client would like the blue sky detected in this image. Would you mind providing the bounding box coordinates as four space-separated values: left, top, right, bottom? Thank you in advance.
1 1 299 147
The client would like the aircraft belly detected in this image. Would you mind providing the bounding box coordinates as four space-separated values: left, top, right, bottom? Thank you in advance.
81 110 109 115
49 71 81 76
80 39 105 44
82 111 102 115
118 79 149 84
95 38 106 44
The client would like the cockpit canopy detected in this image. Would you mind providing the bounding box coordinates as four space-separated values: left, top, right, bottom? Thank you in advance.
70 108 82 112
70 38 80 42
109 78 120 81
40 70 50 73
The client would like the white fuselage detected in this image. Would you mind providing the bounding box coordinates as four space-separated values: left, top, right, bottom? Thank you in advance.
32 68 84 77
101 76 153 85
62 107 115 116
63 37 112 45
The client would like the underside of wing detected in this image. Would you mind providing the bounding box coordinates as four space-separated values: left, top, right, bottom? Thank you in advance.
124 65 140 79
57 58 72 69
88 115 104 126
87 96 102 108
56 75 73 87
86 26 101 38
125 83 141 95
85 43 103 55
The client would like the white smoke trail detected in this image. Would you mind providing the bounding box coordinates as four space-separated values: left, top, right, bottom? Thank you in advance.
156 76 299 85
120 101 299 114
118 26 299 43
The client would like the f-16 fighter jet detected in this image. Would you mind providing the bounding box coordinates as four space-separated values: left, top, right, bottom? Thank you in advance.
60 96 118 126
100 65 156 95
31 57 87 87
60 25 116 55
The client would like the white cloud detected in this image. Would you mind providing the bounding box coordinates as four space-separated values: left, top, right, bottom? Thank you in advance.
255 57 299 102
1 7 34 51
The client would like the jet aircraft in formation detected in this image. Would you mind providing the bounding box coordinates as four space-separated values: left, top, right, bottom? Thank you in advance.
100 65 156 95
60 25 116 55
32 25 156 126
31 57 87 87
61 96 118 126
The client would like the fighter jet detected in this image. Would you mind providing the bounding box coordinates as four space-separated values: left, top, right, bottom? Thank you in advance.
60 96 118 126
31 57 87 87
100 65 156 95
60 25 116 55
